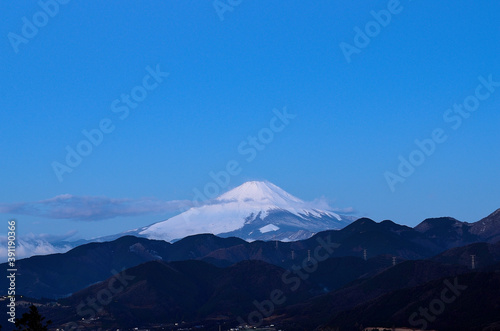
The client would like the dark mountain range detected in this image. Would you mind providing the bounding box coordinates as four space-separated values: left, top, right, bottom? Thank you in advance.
277 260 471 330
414 209 500 248
1 234 245 299
0 255 397 330
4 210 500 301
40 259 315 330
309 218 442 259
320 267 500 331
431 241 500 269
414 216 481 249
1 208 499 331
2 209 500 330
19 253 494 330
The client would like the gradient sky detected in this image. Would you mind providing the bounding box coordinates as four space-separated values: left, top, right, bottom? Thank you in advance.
1 1 499 243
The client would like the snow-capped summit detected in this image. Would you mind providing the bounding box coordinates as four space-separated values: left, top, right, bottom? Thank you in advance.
217 181 302 205
215 181 340 219
137 181 355 242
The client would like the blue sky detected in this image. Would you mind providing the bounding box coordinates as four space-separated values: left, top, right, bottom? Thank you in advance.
1 0 499 243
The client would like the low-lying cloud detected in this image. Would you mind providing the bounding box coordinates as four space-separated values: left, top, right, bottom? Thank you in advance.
0 195 194 221
304 197 356 214
0 231 77 261
0 194 355 222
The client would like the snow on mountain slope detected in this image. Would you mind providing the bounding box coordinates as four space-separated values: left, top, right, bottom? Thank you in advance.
216 181 341 219
138 181 354 242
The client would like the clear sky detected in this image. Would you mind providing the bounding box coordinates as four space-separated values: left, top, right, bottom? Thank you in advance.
1 1 499 243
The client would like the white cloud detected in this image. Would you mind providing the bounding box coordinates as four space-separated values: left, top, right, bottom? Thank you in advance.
0 232 75 261
0 195 194 221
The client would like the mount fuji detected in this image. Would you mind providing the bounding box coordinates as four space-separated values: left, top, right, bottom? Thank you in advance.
134 181 356 242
